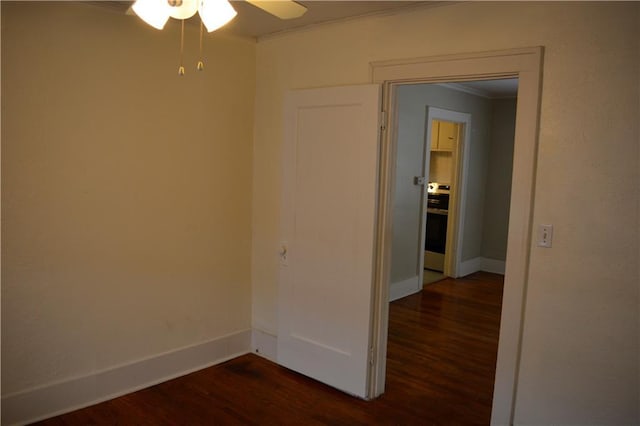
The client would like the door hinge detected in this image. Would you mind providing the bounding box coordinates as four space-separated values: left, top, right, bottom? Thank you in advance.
369 346 375 365
380 111 387 131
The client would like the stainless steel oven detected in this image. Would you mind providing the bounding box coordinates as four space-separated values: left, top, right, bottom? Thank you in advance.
425 184 450 271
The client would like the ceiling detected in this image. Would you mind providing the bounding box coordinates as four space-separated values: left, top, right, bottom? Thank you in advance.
222 1 429 38
88 1 432 39
438 79 520 98
87 2 517 97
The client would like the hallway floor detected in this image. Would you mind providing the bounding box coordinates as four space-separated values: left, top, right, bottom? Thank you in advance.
423 268 446 285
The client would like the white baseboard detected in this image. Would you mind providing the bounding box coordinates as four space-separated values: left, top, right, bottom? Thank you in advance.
458 257 505 277
481 257 506 275
389 276 421 302
459 257 483 277
251 328 278 362
2 330 252 426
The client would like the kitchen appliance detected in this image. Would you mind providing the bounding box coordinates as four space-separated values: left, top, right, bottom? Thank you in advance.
425 183 450 272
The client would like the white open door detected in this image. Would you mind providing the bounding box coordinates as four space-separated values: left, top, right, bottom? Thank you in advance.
278 84 381 398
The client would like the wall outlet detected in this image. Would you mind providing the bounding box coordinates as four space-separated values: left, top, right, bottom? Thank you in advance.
537 224 553 248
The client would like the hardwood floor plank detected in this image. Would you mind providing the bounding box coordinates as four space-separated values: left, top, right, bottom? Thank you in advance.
34 272 504 425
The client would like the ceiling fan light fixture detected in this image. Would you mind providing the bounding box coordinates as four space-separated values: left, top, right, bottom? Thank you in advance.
168 0 199 20
130 0 239 75
198 0 237 32
131 0 171 30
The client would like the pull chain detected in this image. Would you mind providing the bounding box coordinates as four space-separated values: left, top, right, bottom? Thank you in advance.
197 20 204 71
178 19 185 76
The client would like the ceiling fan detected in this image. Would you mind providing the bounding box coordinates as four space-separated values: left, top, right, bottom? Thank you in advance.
129 0 307 74
130 0 307 32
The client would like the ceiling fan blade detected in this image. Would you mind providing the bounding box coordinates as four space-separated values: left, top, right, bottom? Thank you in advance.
245 0 307 20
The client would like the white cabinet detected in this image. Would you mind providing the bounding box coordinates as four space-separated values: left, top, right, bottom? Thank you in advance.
430 120 458 152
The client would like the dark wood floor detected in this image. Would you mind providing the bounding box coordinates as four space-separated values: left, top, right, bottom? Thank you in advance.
36 272 504 425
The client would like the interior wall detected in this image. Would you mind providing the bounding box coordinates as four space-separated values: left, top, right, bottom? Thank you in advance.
481 97 517 262
252 2 639 424
1 2 255 396
390 83 491 285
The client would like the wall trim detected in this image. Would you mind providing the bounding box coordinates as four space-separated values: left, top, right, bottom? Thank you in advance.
251 328 278 362
459 256 506 277
481 257 506 275
389 276 421 302
459 257 483 277
1 330 251 426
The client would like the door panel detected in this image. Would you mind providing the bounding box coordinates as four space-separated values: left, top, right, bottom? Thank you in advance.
278 85 381 398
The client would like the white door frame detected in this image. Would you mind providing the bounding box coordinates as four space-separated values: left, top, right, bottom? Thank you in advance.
367 47 543 425
424 107 472 278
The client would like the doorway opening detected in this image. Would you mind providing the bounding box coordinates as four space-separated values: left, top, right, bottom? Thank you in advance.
388 99 473 302
386 78 519 420
369 47 543 425
389 79 518 297
423 107 471 281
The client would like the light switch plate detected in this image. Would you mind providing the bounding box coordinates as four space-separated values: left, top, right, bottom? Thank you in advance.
537 224 553 248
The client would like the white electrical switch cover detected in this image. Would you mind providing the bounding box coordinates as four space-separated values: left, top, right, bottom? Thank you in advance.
537 224 553 248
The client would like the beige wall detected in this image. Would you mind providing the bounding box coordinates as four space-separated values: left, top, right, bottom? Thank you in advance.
252 2 639 424
482 98 517 261
1 2 255 396
1 1 638 423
